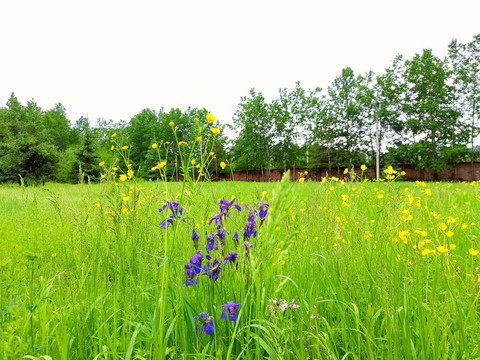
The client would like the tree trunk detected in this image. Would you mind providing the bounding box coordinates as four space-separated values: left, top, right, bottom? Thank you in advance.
327 149 331 175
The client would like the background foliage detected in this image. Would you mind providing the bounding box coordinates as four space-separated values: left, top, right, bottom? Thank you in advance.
1 34 480 183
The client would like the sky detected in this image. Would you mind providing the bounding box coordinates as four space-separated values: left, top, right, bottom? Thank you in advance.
1 0 479 128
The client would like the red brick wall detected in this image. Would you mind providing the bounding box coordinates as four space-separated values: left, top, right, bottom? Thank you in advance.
209 162 480 182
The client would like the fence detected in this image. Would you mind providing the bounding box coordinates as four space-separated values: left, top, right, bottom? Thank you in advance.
210 162 480 182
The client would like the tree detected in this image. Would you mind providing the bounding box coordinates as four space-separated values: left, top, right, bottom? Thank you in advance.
0 94 59 184
324 67 365 167
270 88 296 171
446 35 480 162
375 54 407 168
43 103 71 151
399 49 467 170
71 117 101 183
231 90 272 179
463 35 480 159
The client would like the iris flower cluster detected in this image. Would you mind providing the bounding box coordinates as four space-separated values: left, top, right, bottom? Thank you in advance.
184 251 203 286
195 301 241 335
184 198 270 284
204 253 221 281
158 201 186 229
243 202 270 240
159 197 269 335
194 312 214 335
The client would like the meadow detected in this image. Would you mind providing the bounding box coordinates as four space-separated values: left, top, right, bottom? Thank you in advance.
1 174 480 359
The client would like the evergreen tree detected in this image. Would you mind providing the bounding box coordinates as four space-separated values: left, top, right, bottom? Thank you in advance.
71 118 101 183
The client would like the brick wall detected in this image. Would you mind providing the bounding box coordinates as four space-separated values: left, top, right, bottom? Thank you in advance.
209 162 480 182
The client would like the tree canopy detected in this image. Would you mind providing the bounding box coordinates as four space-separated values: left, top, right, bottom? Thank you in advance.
1 33 480 183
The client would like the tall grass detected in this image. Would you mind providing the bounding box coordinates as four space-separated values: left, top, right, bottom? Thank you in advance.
2 124 480 359
1 176 480 359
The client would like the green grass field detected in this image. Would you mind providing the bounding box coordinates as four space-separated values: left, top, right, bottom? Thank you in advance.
2 176 480 359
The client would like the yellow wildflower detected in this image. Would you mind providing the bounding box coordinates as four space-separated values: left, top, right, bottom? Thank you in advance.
437 245 449 253
384 166 397 175
152 162 167 171
469 249 479 256
422 249 435 256
206 113 216 123
220 162 226 169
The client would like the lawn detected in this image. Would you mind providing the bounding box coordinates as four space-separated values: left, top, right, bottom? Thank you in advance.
1 175 480 359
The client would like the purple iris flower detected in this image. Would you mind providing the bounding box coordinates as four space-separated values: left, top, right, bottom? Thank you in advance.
244 204 257 222
221 302 241 322
232 232 239 247
223 252 238 265
159 201 183 217
258 201 270 226
185 264 197 286
243 220 257 239
159 215 173 229
205 232 217 251
194 312 214 335
189 251 203 274
192 228 199 250
208 211 224 227
258 201 270 210
216 226 227 242
209 259 221 281
203 254 221 281
219 197 242 213
159 201 185 229
185 251 203 286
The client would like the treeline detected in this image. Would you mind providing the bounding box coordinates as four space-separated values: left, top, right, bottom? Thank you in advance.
0 34 479 184
0 103 228 184
231 35 480 174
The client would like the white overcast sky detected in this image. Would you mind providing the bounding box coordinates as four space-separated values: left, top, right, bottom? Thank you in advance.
1 0 479 127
